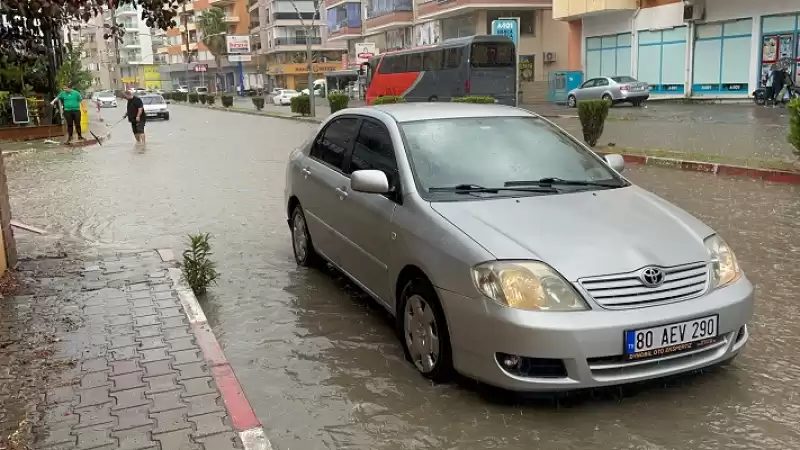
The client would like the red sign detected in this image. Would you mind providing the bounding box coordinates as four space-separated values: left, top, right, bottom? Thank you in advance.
193 64 208 72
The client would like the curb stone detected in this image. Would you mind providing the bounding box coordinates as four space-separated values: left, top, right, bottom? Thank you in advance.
176 102 323 124
595 151 800 184
160 251 272 450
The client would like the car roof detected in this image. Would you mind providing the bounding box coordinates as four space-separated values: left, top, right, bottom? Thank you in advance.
347 103 537 123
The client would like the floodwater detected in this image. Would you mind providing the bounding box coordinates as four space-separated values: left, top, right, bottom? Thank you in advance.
5 104 800 450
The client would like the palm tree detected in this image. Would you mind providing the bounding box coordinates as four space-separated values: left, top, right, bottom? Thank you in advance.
197 7 227 92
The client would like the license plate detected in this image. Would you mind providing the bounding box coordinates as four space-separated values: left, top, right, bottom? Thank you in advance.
624 315 719 361
146 113 158 116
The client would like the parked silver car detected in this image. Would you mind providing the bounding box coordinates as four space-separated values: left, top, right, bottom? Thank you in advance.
567 76 650 107
284 103 753 392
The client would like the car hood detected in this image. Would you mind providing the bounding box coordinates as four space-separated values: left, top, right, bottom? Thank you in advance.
98 96 116 101
143 104 166 110
429 186 714 281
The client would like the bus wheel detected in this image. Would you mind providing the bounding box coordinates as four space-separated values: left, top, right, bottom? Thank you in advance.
428 96 438 102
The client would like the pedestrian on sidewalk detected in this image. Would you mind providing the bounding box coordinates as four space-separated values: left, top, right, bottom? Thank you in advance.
50 84 86 144
772 64 786 107
775 66 794 105
123 90 146 144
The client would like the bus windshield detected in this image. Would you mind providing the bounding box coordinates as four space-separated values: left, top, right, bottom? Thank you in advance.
470 42 515 67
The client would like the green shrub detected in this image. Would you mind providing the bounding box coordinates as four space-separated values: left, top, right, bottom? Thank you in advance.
371 95 405 105
206 94 216 106
788 98 800 159
290 95 311 116
181 233 219 296
188 92 199 104
174 92 187 102
162 92 172 100
252 96 265 111
199 94 207 105
451 96 495 103
221 94 233 108
327 92 349 113
577 99 611 147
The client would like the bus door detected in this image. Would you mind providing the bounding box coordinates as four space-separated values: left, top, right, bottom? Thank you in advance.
468 41 516 105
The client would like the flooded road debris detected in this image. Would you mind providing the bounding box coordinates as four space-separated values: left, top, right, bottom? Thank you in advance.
4 105 800 449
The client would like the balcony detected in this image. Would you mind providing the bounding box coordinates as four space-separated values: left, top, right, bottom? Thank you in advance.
274 37 322 46
327 15 362 41
272 12 319 21
157 46 169 54
180 22 197 31
553 0 637 20
224 15 240 23
209 0 235 5
123 40 142 48
115 5 138 16
364 0 412 33
324 0 360 8
180 2 195 12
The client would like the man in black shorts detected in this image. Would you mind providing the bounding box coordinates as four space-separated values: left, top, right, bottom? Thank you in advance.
123 90 146 144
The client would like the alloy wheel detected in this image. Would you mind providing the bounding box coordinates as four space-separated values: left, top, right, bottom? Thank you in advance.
404 294 441 373
292 211 308 263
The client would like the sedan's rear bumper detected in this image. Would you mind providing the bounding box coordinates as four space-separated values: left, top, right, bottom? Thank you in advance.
618 91 650 102
439 276 754 392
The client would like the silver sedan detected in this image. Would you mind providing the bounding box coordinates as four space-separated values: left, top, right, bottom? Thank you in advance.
283 103 753 392
567 76 650 107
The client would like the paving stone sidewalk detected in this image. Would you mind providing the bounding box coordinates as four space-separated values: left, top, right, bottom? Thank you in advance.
0 247 240 450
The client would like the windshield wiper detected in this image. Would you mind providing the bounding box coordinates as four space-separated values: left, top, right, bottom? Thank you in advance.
504 177 624 189
428 183 558 194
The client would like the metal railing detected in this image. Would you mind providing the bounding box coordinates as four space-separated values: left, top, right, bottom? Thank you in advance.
273 37 321 45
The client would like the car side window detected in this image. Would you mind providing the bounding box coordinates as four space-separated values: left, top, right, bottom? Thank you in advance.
349 119 399 191
596 78 609 87
310 117 360 171
580 79 596 89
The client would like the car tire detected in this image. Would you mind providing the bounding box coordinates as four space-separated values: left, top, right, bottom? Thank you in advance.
397 276 454 383
163 114 170 120
428 96 438 102
567 95 577 108
602 94 613 105
290 205 321 267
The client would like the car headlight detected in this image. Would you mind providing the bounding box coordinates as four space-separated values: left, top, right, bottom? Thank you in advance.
471 261 588 311
704 235 741 289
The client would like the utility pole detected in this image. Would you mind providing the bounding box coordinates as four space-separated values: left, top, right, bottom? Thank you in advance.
183 3 192 90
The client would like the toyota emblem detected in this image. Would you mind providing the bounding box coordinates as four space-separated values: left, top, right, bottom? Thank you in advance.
640 267 665 288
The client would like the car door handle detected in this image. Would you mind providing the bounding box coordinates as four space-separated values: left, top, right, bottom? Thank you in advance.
301 167 311 178
335 187 348 199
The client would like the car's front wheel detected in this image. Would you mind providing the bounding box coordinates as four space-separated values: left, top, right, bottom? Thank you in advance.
290 205 320 267
567 95 577 108
398 277 453 382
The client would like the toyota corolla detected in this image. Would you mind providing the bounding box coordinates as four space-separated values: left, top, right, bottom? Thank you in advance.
283 103 754 392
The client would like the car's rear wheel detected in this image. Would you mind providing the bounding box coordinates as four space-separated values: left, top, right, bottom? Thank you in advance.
290 205 320 267
567 95 577 108
602 94 613 104
398 277 453 382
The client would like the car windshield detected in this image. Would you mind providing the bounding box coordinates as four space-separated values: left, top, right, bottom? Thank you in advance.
141 96 165 105
400 116 626 198
98 92 114 98
611 76 637 83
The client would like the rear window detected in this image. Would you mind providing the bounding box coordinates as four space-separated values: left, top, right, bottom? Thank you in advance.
470 42 515 68
611 76 637 83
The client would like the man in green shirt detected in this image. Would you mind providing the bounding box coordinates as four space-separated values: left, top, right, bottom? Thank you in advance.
50 84 85 144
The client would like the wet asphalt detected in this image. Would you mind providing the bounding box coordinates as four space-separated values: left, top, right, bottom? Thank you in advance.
5 104 800 450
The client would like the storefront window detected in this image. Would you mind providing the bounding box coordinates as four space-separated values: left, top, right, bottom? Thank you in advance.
585 33 631 79
442 14 476 40
637 27 687 94
692 19 752 95
760 13 799 88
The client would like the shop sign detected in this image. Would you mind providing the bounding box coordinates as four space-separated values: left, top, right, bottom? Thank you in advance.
226 35 251 54
268 63 343 75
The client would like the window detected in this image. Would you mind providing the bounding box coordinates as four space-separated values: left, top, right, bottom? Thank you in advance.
444 47 463 68
407 53 422 71
470 42 514 67
595 78 609 86
311 118 359 170
580 79 597 88
585 33 632 78
486 11 535 36
378 54 407 73
350 120 399 189
422 50 443 71
611 76 637 83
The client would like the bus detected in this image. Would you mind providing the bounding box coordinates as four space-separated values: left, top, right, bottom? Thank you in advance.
362 35 517 106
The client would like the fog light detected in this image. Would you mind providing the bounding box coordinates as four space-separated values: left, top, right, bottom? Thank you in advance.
502 354 521 368
495 352 568 378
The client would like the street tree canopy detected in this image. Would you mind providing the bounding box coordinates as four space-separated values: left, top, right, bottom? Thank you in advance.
0 0 186 61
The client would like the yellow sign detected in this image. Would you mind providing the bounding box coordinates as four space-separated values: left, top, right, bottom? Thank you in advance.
145 80 162 90
143 65 160 80
268 63 342 75
121 77 138 83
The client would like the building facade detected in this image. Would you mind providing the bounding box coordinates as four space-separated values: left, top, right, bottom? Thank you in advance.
157 0 253 92
112 4 167 90
64 14 115 91
554 0 800 99
322 0 573 100
250 0 347 90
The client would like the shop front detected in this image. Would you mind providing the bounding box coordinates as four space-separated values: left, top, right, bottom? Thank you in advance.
759 13 800 88
268 63 344 90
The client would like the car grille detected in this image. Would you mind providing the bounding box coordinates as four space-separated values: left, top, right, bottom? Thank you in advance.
578 262 709 309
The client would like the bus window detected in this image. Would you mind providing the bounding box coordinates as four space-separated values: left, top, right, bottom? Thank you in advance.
379 54 407 74
408 53 423 72
470 42 515 67
444 47 463 69
422 50 443 71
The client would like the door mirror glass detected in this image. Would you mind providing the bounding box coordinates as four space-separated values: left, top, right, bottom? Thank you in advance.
351 170 390 194
604 154 625 173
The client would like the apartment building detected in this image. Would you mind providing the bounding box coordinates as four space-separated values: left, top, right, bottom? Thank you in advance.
323 0 573 99
250 0 347 90
64 14 115 91
554 0 800 99
157 0 252 91
111 4 167 90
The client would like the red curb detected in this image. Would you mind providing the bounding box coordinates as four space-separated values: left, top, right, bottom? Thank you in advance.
189 321 260 431
596 151 800 184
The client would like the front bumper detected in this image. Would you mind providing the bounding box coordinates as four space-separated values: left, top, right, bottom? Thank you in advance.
439 276 754 392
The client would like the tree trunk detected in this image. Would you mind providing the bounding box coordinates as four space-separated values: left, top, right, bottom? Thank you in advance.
215 55 222 93
307 39 315 117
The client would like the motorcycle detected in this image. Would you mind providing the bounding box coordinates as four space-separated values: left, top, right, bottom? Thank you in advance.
753 85 800 105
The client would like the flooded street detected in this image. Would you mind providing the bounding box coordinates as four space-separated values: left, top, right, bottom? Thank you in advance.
6 104 800 450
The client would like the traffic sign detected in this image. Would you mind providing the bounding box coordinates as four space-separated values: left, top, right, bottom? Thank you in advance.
355 42 377 65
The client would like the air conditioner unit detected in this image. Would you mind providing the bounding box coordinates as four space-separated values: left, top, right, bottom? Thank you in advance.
682 0 705 22
543 51 557 63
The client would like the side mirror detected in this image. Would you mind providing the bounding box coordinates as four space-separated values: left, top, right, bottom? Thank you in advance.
604 154 625 173
351 169 389 194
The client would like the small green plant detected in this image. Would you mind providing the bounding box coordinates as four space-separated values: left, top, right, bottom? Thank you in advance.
206 94 216 106
788 98 800 159
451 96 495 103
327 92 349 113
577 99 611 147
181 233 219 296
221 94 234 108
371 95 405 105
290 95 311 116
199 94 207 105
252 96 265 111
188 92 199 104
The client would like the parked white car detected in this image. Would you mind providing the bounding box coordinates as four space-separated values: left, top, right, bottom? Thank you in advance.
273 89 300 106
